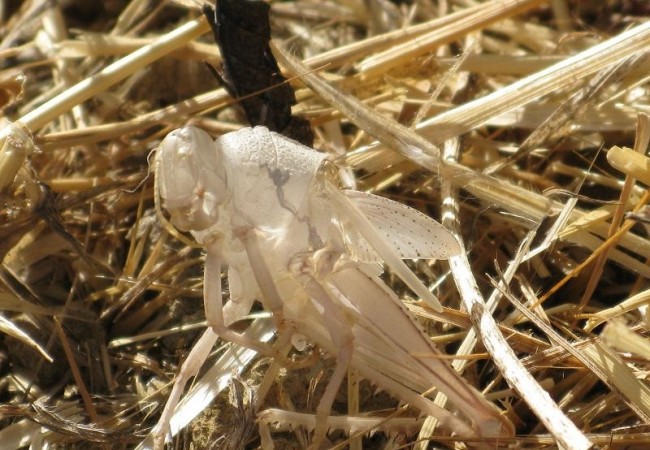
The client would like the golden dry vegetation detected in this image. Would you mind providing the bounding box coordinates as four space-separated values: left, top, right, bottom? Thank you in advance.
0 0 649 449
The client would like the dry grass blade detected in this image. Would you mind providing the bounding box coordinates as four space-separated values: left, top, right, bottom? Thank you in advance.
417 20 650 144
442 142 591 449
0 15 210 190
357 0 545 77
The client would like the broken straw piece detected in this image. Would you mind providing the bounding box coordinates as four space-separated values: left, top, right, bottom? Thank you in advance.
607 145 650 185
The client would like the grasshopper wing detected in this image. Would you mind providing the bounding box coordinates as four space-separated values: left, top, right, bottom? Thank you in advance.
342 190 461 262
327 185 456 311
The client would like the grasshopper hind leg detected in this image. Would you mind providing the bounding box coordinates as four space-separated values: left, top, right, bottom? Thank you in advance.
240 230 355 449
287 250 355 449
299 273 354 449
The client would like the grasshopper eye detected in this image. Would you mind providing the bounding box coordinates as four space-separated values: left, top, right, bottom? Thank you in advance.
157 127 225 231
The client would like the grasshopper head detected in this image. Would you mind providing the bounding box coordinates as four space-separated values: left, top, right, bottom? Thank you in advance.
156 126 228 232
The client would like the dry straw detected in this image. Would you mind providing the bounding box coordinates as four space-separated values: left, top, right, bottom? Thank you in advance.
0 1 649 449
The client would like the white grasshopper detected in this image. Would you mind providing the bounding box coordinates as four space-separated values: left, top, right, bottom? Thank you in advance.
152 126 513 448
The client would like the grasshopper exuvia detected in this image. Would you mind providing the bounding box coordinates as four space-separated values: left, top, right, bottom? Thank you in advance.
151 126 513 448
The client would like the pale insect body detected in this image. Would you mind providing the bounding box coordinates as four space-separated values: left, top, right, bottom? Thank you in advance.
152 126 512 448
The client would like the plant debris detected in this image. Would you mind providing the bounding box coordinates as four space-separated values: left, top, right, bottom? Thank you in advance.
204 0 313 146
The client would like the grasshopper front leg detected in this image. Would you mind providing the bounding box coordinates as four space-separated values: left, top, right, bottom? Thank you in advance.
152 238 280 449
237 230 287 325
151 328 219 450
203 238 281 354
